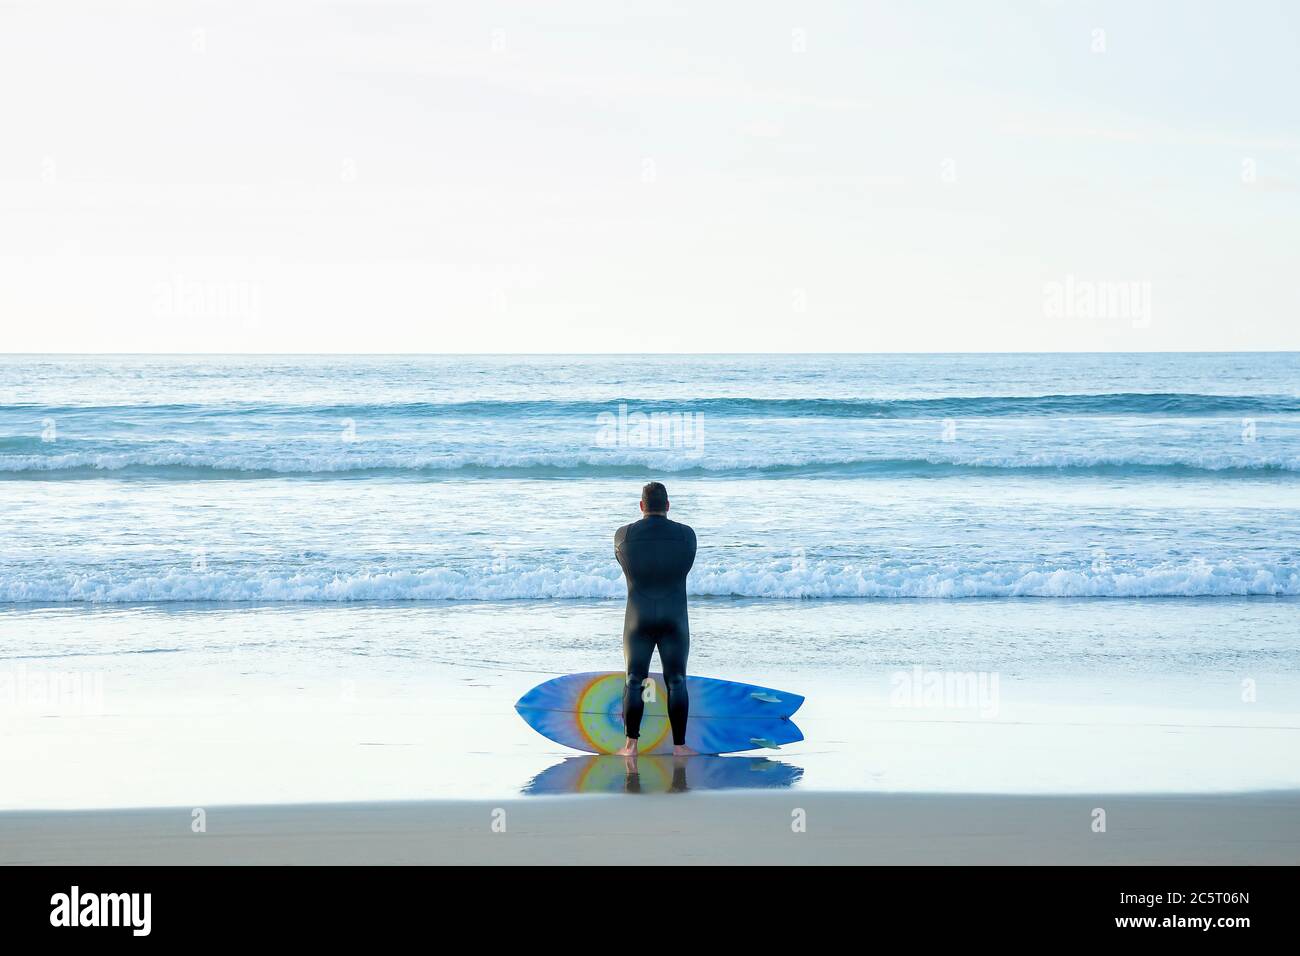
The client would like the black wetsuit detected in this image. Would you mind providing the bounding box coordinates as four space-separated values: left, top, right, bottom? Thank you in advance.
614 514 697 745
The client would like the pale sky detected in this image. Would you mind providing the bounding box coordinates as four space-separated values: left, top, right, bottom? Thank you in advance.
1 0 1298 352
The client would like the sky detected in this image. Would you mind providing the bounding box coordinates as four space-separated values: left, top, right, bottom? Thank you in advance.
1 0 1298 352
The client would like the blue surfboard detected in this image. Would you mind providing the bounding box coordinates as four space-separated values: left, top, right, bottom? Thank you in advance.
514 672 805 755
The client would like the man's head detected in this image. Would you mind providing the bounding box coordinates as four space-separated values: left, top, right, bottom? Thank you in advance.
639 481 669 515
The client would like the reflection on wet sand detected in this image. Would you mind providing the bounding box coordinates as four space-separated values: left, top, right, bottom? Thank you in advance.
522 754 804 795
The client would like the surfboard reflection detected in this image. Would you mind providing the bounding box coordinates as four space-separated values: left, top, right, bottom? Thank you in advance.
522 754 804 795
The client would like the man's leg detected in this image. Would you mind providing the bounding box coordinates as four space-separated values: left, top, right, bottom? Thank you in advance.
658 626 692 752
619 628 655 753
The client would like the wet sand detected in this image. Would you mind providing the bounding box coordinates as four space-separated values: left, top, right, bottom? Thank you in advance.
3 791 1297 865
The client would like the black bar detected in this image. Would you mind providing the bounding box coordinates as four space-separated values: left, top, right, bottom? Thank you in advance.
0 866 1287 942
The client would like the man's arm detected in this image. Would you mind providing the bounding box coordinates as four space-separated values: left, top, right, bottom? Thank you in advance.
614 523 629 573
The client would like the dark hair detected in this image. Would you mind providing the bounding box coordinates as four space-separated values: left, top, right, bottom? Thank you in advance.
641 481 669 512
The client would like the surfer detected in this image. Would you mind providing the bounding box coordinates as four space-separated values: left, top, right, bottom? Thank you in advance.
614 481 698 757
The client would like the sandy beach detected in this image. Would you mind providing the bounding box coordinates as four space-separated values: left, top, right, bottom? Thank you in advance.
8 606 1297 867
4 791 1297 865
5 605 1300 875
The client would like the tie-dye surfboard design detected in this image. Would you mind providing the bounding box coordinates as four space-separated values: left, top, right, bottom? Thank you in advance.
514 672 805 755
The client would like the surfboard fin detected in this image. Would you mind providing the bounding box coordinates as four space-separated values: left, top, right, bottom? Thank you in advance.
749 692 782 703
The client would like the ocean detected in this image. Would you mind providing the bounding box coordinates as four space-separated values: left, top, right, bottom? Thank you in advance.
2 353 1298 804
3 353 1298 604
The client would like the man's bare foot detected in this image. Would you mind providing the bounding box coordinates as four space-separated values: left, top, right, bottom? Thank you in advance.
614 738 639 757
672 744 698 757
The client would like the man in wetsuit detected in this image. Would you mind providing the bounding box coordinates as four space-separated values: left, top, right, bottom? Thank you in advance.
614 481 698 757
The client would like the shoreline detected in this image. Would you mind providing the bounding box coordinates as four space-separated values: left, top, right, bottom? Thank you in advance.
4 791 1297 865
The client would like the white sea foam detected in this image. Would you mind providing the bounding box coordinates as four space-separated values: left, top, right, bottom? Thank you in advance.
2 557 1295 602
1 447 1296 476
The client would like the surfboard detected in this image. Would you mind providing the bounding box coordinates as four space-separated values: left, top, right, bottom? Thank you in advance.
514 671 805 755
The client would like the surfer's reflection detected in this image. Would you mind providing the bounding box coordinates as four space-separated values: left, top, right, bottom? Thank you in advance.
521 755 803 796
616 755 689 794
